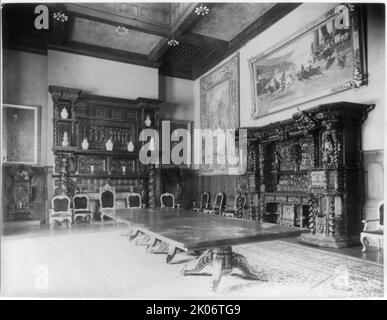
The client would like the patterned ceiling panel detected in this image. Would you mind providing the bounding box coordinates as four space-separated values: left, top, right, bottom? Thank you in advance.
70 17 162 55
191 3 276 41
75 3 172 27
160 41 212 76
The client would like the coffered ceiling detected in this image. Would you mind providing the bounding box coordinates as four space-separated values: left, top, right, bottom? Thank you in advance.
3 2 300 80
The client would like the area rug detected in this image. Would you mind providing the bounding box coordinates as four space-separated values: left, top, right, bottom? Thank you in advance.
2 226 383 299
232 240 384 298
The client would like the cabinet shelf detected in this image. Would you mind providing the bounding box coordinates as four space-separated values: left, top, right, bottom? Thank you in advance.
53 118 75 122
53 173 148 179
52 146 137 157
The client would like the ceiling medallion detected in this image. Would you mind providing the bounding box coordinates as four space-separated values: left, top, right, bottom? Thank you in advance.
195 5 210 16
116 25 129 35
53 11 68 23
167 39 179 47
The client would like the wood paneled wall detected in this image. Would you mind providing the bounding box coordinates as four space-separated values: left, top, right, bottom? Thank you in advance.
195 174 239 209
159 168 240 210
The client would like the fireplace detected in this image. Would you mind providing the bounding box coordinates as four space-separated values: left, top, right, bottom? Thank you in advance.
239 102 374 248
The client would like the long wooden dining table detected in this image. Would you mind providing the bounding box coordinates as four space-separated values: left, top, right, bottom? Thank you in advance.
101 207 309 290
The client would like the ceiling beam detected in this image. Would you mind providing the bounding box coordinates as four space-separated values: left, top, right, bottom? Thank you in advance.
170 2 200 35
148 3 215 63
228 3 301 49
179 32 229 51
148 38 169 63
61 3 171 38
48 41 161 69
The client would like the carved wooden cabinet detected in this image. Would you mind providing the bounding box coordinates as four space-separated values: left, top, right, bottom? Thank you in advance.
241 102 374 248
49 86 161 212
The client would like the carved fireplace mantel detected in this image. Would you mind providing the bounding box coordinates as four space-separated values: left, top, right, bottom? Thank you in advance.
239 102 374 248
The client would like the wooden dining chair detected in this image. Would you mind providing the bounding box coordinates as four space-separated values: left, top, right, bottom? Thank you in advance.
361 201 384 252
203 192 224 215
223 193 247 218
49 194 72 229
127 192 145 208
192 192 210 213
73 193 93 224
160 192 181 209
99 183 116 222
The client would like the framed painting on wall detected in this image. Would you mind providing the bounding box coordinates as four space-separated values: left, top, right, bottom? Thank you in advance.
2 104 41 164
248 4 366 120
200 53 240 175
160 119 193 169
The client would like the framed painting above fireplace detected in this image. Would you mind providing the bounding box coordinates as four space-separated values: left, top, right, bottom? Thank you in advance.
248 4 366 120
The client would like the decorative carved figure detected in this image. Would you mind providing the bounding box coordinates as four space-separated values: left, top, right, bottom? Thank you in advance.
61 131 69 147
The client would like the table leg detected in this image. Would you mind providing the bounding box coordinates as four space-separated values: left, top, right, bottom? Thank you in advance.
148 241 169 254
135 234 151 246
181 249 213 275
166 246 178 264
146 236 158 253
129 228 140 241
181 246 267 291
230 252 267 281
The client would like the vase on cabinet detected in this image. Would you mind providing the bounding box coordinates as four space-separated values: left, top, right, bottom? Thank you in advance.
127 140 134 152
105 138 113 151
81 138 89 150
60 107 69 119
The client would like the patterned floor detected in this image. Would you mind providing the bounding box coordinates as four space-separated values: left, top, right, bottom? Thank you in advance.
235 241 384 298
1 225 384 298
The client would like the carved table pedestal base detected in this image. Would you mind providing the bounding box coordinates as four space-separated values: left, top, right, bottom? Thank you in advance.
181 246 267 291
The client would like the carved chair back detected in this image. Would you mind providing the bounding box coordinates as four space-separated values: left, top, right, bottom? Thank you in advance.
99 183 116 209
213 192 224 211
240 194 247 210
73 194 90 213
51 195 71 214
378 202 384 230
200 192 210 209
127 193 142 208
160 193 175 208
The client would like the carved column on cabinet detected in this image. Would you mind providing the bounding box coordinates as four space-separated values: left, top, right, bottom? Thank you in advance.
308 196 318 234
148 164 157 208
257 141 265 221
328 195 335 237
247 138 259 221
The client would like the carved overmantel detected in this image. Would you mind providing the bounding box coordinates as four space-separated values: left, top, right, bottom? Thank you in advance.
240 102 374 248
49 86 162 216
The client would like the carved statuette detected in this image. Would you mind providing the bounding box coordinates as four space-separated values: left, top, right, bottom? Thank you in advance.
62 131 69 147
145 114 152 127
